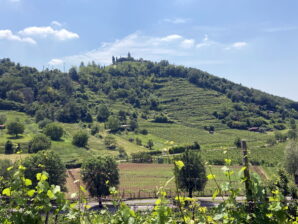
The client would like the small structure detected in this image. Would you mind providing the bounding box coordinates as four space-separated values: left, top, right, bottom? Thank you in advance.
248 127 259 132
0 125 5 129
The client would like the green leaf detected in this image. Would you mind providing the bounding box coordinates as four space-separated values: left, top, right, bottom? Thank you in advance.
24 178 32 186
2 188 11 196
27 189 35 197
174 160 184 170
207 174 216 180
47 190 55 199
212 189 219 200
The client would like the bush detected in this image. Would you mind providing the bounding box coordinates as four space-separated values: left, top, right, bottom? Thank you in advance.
91 125 100 135
153 114 173 123
43 123 64 140
38 118 52 129
72 131 89 147
0 114 7 125
4 141 14 154
136 137 142 146
29 134 51 153
140 129 148 135
274 124 286 130
104 135 117 150
131 152 153 163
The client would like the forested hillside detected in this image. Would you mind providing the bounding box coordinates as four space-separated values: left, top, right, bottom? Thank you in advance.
0 56 297 130
0 56 297 166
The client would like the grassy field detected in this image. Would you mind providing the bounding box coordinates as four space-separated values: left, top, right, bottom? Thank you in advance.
66 163 266 199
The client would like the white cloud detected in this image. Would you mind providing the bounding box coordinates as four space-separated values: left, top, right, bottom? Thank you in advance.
19 26 79 41
232 42 247 49
0 29 36 44
48 58 64 65
225 41 247 50
180 39 195 48
164 18 190 24
51 21 62 27
49 33 245 67
160 34 182 42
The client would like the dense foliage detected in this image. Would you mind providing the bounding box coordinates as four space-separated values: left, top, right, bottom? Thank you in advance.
1 57 298 131
81 155 119 207
43 122 64 140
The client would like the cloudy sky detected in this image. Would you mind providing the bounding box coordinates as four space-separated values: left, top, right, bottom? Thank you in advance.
1 0 298 100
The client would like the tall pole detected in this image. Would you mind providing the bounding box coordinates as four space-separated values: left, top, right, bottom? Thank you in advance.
241 140 254 213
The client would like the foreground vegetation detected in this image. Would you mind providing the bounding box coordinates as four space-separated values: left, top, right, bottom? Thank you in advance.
0 154 297 223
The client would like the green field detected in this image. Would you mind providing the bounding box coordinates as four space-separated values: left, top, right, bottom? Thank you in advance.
0 108 288 168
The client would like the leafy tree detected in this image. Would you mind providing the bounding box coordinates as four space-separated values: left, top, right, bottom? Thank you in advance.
174 150 207 197
29 134 51 153
106 116 120 132
288 130 297 140
290 119 296 130
129 119 138 131
90 124 100 135
43 123 64 140
23 150 67 189
0 114 6 125
104 135 117 150
81 156 119 207
136 138 142 146
7 121 24 138
96 105 110 122
4 141 13 154
147 139 154 150
234 137 241 148
285 141 298 182
72 131 88 147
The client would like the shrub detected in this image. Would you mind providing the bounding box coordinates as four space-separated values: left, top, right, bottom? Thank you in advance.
136 137 142 145
131 152 153 163
72 131 89 147
140 129 148 135
29 134 51 153
0 114 7 125
91 125 100 135
38 118 52 129
4 140 14 154
43 123 64 140
104 135 117 150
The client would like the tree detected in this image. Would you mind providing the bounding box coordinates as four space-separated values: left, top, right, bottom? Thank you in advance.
288 130 297 140
0 114 6 125
174 150 207 197
29 134 51 153
106 116 120 132
7 121 24 138
147 139 154 150
90 125 100 135
96 105 110 122
43 123 64 141
129 119 138 131
234 137 241 148
104 135 117 150
285 141 298 184
72 131 88 147
290 119 296 130
81 156 119 207
23 150 66 189
4 140 13 154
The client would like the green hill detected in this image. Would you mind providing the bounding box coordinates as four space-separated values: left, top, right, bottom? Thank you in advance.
0 56 295 166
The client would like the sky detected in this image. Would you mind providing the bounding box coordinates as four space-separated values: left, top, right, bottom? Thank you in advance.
1 0 298 100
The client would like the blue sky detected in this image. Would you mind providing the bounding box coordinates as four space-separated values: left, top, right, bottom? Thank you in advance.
1 0 298 100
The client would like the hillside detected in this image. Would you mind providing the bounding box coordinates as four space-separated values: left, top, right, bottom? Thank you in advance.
0 56 296 166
